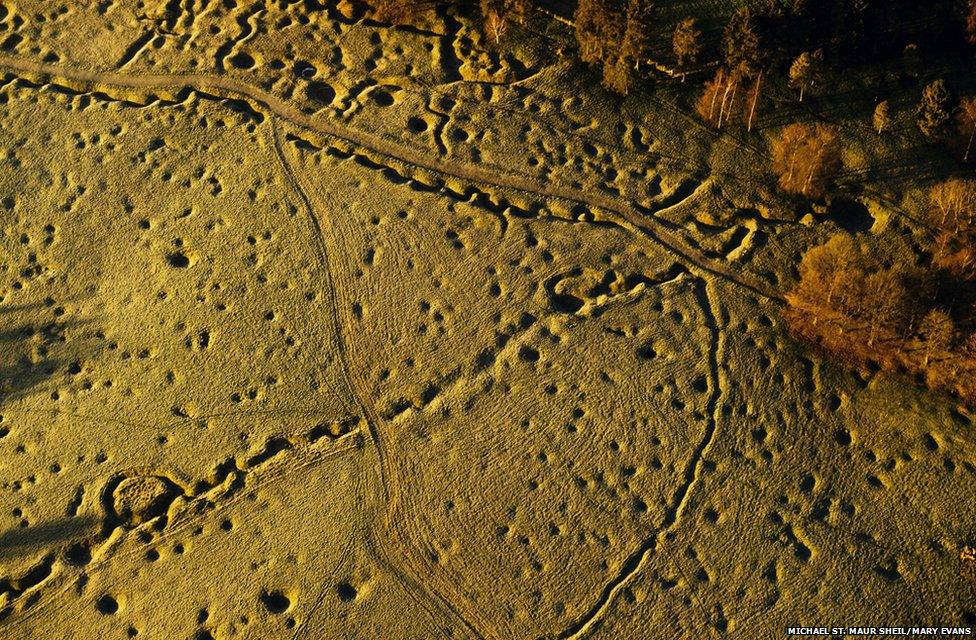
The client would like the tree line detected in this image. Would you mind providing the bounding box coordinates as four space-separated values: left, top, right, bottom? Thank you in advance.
764 80 975 202
365 0 976 168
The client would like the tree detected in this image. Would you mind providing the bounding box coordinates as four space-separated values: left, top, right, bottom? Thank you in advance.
672 17 702 75
744 71 763 132
482 0 508 44
791 234 911 346
929 179 976 235
918 79 955 140
771 123 843 198
873 100 891 134
902 43 922 80
620 0 653 70
602 55 633 95
862 268 910 347
695 68 744 129
722 8 762 77
575 0 622 67
918 309 954 366
601 0 653 94
481 0 532 42
956 96 976 162
574 0 603 65
794 233 860 312
508 0 531 25
967 0 976 46
772 123 809 194
696 69 726 126
788 50 823 102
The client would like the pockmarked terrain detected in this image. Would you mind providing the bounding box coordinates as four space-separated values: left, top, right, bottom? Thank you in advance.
0 2 973 639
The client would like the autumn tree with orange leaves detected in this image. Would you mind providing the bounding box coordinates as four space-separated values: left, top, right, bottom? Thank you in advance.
771 123 842 199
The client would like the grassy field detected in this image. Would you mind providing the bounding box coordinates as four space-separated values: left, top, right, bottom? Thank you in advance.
0 2 974 639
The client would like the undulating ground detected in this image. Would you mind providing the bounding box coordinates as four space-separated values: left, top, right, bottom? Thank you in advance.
0 2 974 639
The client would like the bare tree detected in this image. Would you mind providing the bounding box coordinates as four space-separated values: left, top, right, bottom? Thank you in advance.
744 70 763 132
696 68 746 129
929 179 976 235
482 0 532 42
696 69 726 126
482 0 508 44
956 96 976 162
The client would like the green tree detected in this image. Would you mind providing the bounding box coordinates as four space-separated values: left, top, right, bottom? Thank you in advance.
788 50 823 102
574 0 622 66
602 0 653 94
620 0 653 70
902 43 922 80
672 17 702 76
918 79 955 140
722 8 762 77
508 0 531 24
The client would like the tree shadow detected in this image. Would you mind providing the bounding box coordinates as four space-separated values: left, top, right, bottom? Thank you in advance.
0 515 99 562
0 304 91 408
826 196 874 233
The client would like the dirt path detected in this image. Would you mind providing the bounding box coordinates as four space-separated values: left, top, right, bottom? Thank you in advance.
0 55 784 305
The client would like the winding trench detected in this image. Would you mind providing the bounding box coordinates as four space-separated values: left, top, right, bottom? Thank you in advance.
0 55 783 304
558 277 727 639
0 54 768 638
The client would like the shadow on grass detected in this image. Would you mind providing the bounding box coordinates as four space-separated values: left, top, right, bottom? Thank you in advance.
0 304 91 408
0 515 98 562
